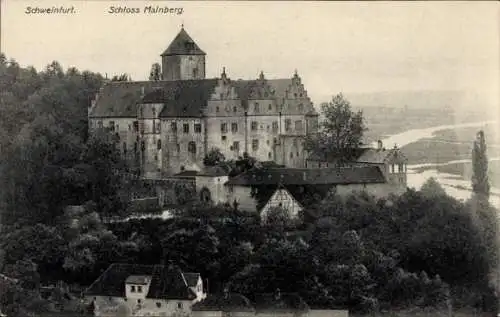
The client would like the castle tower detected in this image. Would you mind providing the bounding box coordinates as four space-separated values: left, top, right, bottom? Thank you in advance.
161 26 206 81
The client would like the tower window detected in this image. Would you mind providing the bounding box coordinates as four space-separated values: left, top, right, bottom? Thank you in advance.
251 121 258 131
252 139 259 151
231 123 238 133
194 123 202 133
221 123 228 133
188 142 196 154
183 123 189 133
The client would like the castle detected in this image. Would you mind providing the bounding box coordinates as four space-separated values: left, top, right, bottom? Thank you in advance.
88 27 319 177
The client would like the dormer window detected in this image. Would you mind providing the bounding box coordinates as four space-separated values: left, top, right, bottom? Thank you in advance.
185 41 195 50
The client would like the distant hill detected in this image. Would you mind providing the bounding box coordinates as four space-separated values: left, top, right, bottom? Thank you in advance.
312 90 494 112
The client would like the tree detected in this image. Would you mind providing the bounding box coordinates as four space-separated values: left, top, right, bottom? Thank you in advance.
149 63 162 81
304 93 367 164
420 177 447 198
111 74 130 81
203 148 226 166
471 130 489 198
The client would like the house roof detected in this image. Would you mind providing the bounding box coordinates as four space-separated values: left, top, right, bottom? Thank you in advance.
84 263 197 300
192 293 255 312
161 28 206 56
225 166 386 187
196 166 231 177
182 272 200 287
254 292 309 312
307 147 407 164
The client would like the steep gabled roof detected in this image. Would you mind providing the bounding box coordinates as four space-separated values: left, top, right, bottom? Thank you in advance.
161 28 206 56
225 166 386 186
84 263 197 300
182 272 200 287
192 293 255 312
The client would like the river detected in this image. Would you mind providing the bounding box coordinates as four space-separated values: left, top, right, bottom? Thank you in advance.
378 120 500 207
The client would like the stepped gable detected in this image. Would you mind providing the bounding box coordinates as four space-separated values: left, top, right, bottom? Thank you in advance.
84 263 196 300
225 166 386 186
192 293 254 312
161 27 206 56
253 292 309 313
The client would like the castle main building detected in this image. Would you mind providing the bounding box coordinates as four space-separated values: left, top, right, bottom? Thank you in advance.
88 27 319 177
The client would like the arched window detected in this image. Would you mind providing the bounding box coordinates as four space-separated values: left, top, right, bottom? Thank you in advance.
188 141 196 154
157 139 162 150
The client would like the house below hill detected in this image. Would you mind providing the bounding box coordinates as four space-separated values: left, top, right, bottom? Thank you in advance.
83 263 206 317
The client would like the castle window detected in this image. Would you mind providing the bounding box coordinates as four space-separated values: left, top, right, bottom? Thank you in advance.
290 152 293 158
233 106 237 112
294 93 297 98
137 286 143 293
193 68 199 78
176 143 180 152
183 123 189 133
292 139 297 147
152 108 156 116
109 121 115 132
251 121 258 131
272 121 278 132
133 121 138 132
298 104 304 112
141 141 145 151
216 106 220 112
188 142 196 154
134 142 138 152
273 137 277 144
231 123 238 133
268 104 272 110
98 121 103 128
221 135 227 141
252 139 259 151
285 119 291 131
194 123 202 133
156 302 162 308
295 120 303 132
254 103 259 112
171 122 177 132
157 140 162 150
156 122 161 133
152 121 156 133
137 299 142 304
131 285 136 292
221 123 227 133
268 152 272 159
123 142 127 155
177 302 183 309
233 141 240 152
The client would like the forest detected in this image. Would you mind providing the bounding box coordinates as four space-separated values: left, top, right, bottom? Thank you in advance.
0 55 498 317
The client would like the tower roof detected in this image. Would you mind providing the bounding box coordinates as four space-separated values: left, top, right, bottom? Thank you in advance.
161 27 206 56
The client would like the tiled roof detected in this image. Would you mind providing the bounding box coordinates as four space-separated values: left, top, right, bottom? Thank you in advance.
254 292 309 313
225 166 386 186
197 166 231 177
90 77 315 118
192 293 255 312
84 263 197 300
161 28 206 56
182 272 200 287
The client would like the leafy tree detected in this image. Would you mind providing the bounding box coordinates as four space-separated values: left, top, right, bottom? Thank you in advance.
304 93 367 164
472 130 490 198
111 73 130 81
149 63 162 81
420 177 447 198
203 147 226 166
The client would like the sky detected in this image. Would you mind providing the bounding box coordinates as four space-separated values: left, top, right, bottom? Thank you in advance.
1 1 499 108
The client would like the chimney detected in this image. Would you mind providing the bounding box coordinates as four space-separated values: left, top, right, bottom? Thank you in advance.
377 140 383 151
